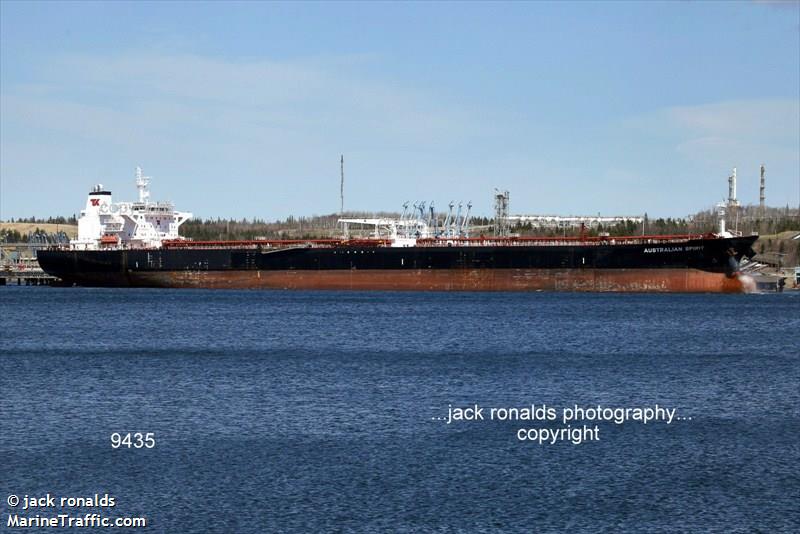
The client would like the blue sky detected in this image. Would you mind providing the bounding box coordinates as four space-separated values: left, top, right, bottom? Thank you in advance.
1 0 798 220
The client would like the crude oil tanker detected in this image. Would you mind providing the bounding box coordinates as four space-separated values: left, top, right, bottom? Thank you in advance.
37 168 758 292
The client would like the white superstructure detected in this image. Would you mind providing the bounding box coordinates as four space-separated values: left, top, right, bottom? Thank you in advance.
71 167 192 250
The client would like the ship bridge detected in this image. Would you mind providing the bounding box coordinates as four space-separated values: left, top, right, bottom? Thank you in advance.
70 166 192 250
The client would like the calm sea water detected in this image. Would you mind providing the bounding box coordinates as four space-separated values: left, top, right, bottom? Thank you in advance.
1 288 798 533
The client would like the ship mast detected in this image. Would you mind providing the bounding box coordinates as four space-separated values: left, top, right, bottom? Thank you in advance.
136 166 150 204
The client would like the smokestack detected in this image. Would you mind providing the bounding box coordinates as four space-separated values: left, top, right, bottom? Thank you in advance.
727 167 738 206
759 164 765 214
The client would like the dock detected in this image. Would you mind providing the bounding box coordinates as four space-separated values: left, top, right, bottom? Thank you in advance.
0 243 61 286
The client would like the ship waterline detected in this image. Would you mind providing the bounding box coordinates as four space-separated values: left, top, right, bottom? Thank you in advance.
47 268 748 293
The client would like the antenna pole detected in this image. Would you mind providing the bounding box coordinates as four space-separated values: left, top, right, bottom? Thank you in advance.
340 155 344 216
759 164 766 217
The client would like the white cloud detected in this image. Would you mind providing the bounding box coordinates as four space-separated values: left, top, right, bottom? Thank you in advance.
668 100 799 172
623 98 799 169
668 99 797 137
613 99 800 212
753 0 800 11
1 52 489 218
2 53 797 219
32 52 476 145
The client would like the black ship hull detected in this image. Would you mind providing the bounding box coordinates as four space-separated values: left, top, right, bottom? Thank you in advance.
37 235 758 292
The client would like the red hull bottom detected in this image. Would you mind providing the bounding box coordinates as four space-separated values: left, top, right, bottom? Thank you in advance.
109 268 750 293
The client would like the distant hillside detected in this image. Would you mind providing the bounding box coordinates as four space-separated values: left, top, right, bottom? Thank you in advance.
752 231 800 267
0 222 78 241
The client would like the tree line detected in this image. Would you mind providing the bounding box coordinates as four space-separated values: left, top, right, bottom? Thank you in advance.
5 215 78 224
2 206 797 242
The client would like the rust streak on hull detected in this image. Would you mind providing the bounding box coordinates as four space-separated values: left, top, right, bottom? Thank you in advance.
91 268 751 292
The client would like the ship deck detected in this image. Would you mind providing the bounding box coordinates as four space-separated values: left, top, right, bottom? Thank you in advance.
146 233 720 251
